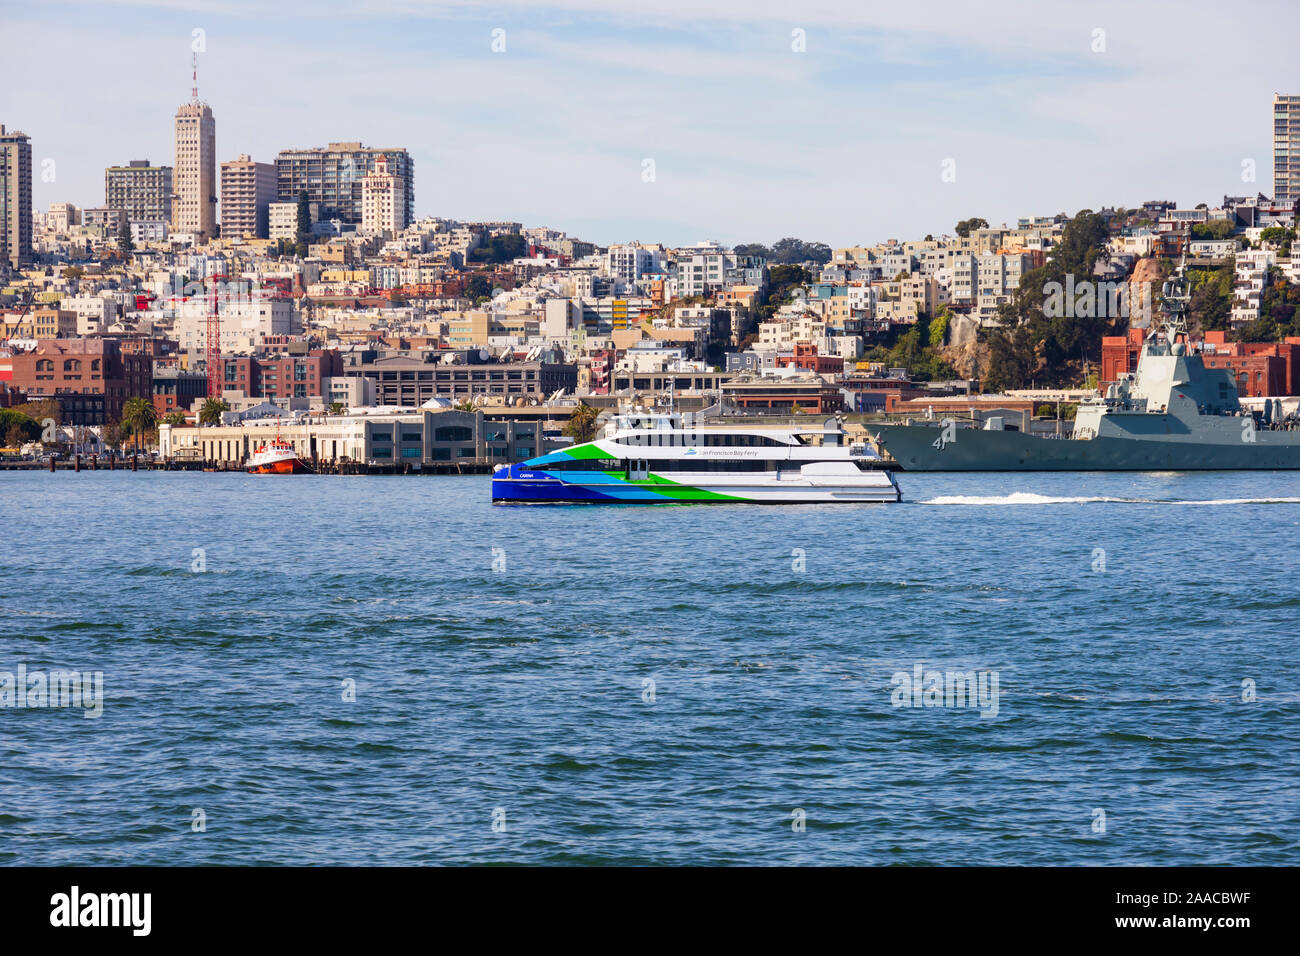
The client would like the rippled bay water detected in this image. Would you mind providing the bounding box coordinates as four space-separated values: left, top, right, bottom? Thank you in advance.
2 469 1298 865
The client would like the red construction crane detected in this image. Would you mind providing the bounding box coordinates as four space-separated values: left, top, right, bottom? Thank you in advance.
205 275 226 398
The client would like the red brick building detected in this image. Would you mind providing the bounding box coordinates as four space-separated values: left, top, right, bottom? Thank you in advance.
152 368 208 418
1101 328 1300 396
775 342 845 374
1201 331 1300 397
5 338 151 424
1101 328 1145 383
218 349 344 400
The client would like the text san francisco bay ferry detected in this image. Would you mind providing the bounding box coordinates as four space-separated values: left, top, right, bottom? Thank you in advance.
492 411 901 504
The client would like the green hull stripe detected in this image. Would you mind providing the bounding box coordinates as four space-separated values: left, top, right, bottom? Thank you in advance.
564 442 611 461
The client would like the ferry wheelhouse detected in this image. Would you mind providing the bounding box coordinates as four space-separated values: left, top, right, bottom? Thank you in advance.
492 411 901 504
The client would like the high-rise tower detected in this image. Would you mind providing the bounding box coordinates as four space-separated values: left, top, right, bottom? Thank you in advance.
1274 93 1300 203
172 57 216 242
0 124 33 269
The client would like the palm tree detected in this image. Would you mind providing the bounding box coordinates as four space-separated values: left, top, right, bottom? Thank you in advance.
198 397 229 426
121 397 157 454
562 403 601 443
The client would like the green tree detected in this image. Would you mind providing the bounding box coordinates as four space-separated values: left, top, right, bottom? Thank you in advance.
769 238 831 265
295 190 312 257
756 264 813 321
0 409 41 444
463 274 491 300
733 239 830 265
883 314 958 381
1187 259 1235 334
163 411 188 426
955 217 989 238
562 403 600 443
1251 272 1300 339
470 233 528 263
198 397 230 426
1191 219 1236 241
121 396 157 453
928 307 951 348
117 220 135 258
102 420 125 452
1259 226 1295 257
980 209 1117 390
328 402 346 416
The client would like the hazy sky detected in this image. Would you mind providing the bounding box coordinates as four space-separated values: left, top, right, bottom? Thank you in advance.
2 0 1295 248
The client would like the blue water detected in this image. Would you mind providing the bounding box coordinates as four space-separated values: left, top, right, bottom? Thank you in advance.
2 470 1298 865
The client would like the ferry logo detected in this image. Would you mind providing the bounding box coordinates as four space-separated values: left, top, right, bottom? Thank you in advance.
49 886 151 936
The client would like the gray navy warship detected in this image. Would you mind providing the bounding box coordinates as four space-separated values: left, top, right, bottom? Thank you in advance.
869 260 1300 471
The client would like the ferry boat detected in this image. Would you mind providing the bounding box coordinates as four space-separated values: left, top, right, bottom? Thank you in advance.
491 411 901 504
246 435 313 475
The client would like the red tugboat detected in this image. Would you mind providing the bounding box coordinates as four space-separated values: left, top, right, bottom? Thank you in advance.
246 434 313 474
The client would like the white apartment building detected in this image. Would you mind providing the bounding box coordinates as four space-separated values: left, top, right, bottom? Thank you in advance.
131 221 168 243
173 297 299 353
606 242 663 283
46 202 81 233
672 243 730 297
61 294 119 335
1230 250 1276 326
220 154 276 239
950 252 1033 313
361 154 408 235
268 201 318 241
758 316 831 352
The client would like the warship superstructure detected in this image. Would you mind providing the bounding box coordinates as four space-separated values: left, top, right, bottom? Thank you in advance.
870 258 1300 471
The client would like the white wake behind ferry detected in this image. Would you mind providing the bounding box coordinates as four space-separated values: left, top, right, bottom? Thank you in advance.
492 411 901 504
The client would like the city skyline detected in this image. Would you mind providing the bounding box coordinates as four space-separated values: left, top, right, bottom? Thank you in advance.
1 0 1298 248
